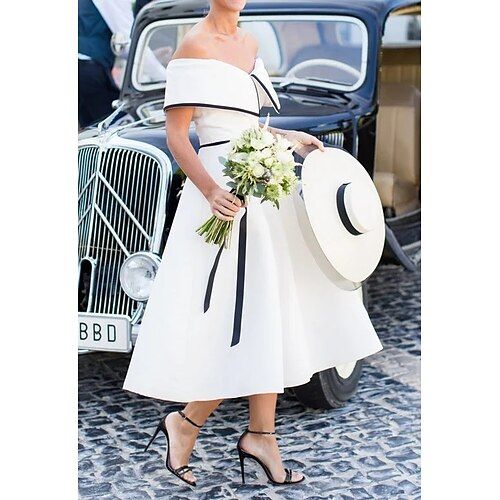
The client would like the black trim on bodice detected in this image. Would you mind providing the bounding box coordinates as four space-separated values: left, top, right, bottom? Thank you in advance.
198 139 231 149
250 74 280 113
163 102 260 117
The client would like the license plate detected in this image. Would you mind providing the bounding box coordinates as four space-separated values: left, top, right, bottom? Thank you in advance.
78 313 131 352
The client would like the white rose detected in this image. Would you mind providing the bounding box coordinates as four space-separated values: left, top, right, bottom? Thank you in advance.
248 150 263 163
276 150 295 166
260 147 273 159
251 163 266 178
262 130 275 147
230 152 249 164
275 134 292 152
250 137 265 150
264 157 274 168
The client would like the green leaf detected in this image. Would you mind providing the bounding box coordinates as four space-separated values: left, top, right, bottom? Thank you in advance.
255 184 265 197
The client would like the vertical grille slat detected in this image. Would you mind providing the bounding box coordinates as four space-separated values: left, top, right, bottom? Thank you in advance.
140 157 152 247
78 144 165 318
108 149 125 315
100 148 116 314
315 130 345 148
116 149 131 316
145 158 157 237
131 152 144 254
93 148 110 314
78 146 98 261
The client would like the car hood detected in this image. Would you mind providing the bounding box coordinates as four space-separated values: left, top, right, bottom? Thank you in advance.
78 90 372 162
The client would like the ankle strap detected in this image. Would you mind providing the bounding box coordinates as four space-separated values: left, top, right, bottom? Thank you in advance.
178 410 203 429
247 428 276 435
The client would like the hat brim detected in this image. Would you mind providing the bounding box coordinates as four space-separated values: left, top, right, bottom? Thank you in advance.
301 148 385 283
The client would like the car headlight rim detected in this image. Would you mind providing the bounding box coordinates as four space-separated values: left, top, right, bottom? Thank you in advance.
119 252 161 302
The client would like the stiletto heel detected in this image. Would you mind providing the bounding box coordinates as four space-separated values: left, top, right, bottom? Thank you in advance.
144 422 162 452
238 448 246 484
144 410 203 487
236 429 305 485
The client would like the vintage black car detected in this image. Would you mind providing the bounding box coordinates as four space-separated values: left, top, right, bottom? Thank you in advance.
78 0 421 409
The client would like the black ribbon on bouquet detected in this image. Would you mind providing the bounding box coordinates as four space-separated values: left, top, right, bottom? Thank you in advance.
203 195 247 347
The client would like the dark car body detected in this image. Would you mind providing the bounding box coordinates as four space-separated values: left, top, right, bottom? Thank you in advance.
78 0 421 408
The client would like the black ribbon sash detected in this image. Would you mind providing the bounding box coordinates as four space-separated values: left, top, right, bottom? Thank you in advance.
203 204 248 347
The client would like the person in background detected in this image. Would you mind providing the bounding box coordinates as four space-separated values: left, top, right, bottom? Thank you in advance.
78 0 133 128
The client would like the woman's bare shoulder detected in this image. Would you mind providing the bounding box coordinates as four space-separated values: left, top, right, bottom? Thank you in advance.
239 28 259 56
171 24 212 60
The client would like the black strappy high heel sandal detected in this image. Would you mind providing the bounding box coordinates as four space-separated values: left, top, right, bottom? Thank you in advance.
236 429 305 485
144 410 202 487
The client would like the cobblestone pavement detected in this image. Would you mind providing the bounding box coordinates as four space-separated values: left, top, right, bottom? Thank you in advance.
79 251 421 499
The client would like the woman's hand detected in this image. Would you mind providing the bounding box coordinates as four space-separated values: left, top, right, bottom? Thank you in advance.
205 186 243 221
284 130 325 158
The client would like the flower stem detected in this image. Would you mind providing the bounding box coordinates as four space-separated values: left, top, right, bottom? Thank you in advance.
196 216 233 248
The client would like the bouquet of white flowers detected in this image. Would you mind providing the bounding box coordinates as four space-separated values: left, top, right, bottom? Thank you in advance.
196 121 299 248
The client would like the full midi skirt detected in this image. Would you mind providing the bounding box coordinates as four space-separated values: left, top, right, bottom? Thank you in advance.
123 139 383 402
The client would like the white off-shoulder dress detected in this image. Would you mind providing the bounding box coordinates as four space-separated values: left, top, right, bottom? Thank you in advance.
123 58 383 402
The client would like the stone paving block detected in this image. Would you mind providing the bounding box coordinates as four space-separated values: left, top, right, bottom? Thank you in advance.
79 260 421 499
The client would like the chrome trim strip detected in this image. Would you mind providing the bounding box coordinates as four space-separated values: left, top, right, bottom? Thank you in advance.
77 172 97 202
78 257 97 312
78 205 92 226
97 171 151 242
94 205 131 257
130 302 145 325
97 101 127 134
85 146 103 256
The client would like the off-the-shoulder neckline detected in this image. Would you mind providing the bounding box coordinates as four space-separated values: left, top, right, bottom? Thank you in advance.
168 57 261 76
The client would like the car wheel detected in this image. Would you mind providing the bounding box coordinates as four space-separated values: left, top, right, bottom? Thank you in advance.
292 283 368 409
292 360 363 409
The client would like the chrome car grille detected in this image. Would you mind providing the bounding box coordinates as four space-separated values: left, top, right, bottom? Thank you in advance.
78 142 169 318
315 130 344 148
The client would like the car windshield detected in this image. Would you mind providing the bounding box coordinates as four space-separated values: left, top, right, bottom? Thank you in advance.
133 15 368 92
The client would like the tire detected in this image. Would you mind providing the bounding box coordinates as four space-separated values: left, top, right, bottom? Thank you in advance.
292 360 363 409
292 283 368 409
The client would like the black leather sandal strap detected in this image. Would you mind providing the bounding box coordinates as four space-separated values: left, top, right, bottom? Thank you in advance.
285 468 293 483
247 428 276 435
174 465 192 476
178 410 203 429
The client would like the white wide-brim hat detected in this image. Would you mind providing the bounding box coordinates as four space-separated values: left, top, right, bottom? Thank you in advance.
300 147 385 286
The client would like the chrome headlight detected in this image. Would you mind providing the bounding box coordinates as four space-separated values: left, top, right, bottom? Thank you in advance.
119 252 161 302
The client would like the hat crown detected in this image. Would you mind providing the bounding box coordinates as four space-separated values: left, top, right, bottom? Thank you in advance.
343 182 378 234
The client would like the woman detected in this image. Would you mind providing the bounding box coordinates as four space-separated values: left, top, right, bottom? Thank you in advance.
123 0 382 487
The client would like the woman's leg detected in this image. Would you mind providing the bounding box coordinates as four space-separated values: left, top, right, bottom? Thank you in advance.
241 393 304 482
166 399 223 483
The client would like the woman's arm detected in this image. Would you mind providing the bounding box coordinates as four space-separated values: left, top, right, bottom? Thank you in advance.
261 123 325 157
166 107 242 221
165 29 242 221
